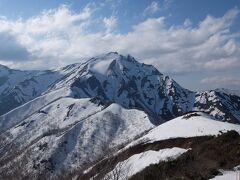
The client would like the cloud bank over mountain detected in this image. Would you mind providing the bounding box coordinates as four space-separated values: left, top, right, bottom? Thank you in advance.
0 2 239 90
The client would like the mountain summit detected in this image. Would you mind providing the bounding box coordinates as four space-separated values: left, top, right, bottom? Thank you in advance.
0 53 240 178
0 53 240 123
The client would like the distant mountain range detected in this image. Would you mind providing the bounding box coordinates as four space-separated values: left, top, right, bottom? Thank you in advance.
0 52 239 123
0 52 239 179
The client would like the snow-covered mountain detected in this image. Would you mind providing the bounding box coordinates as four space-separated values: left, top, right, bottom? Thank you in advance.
125 112 240 147
0 52 240 179
0 96 154 178
0 63 81 115
194 90 240 123
215 88 240 97
81 112 240 180
0 52 239 123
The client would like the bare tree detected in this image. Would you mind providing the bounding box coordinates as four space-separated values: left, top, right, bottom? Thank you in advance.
87 141 132 180
103 160 131 180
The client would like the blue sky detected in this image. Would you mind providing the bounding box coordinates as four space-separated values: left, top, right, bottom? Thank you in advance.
1 0 240 32
0 0 239 90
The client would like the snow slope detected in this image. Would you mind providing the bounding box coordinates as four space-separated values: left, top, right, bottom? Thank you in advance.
52 53 240 123
211 170 240 180
210 165 240 180
0 53 239 123
104 147 188 180
194 90 240 123
0 96 154 176
125 112 240 148
50 52 195 122
0 63 81 115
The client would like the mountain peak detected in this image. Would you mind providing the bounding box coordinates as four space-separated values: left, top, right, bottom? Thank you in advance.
0 64 9 71
215 88 240 97
0 53 240 179
82 53 140 76
107 51 119 55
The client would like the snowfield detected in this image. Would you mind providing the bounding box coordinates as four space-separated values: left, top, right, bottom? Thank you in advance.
210 165 240 180
104 147 188 180
125 112 240 148
211 170 240 180
0 96 154 175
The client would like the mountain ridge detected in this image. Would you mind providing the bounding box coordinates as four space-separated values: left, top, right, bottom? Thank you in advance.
0 52 240 123
0 53 240 179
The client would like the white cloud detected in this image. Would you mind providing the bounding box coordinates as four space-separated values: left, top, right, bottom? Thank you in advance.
144 1 160 14
0 5 239 90
201 76 240 90
163 0 173 9
25 5 91 34
204 57 240 70
183 18 192 27
103 16 117 33
0 32 30 61
0 4 95 69
0 4 93 34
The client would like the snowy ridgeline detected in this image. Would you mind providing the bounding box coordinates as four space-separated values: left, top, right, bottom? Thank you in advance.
0 94 154 176
104 147 188 180
84 113 240 180
210 165 240 180
123 112 240 150
0 52 240 123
